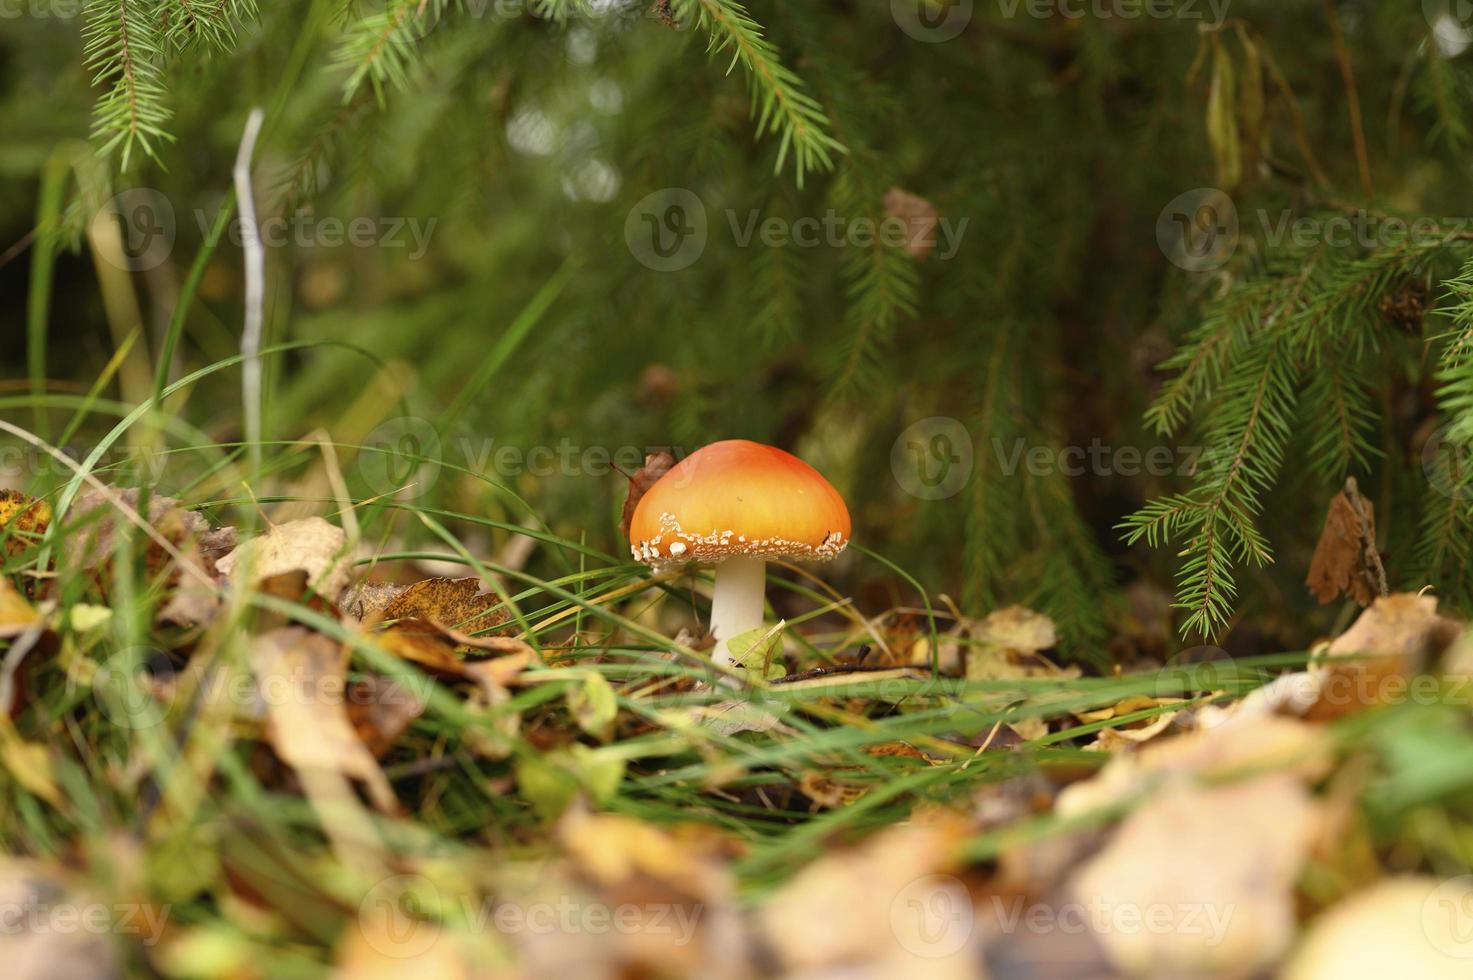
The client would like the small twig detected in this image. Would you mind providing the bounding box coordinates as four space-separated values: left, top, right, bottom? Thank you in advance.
1258 41 1333 189
233 108 266 475
1322 0 1373 199
770 662 929 685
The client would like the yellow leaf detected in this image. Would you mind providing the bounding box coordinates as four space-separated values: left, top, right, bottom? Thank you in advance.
0 577 40 638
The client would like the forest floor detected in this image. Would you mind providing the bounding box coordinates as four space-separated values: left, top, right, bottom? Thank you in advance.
2 440 1473 980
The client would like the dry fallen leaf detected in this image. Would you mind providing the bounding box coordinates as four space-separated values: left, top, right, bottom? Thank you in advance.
63 488 209 571
0 490 50 560
1056 713 1332 819
1306 593 1463 720
958 606 1076 741
338 580 407 623
380 576 509 636
554 807 748 976
619 451 676 542
0 721 64 809
346 677 427 758
1066 774 1319 979
1306 478 1384 606
1282 876 1473 979
758 810 975 978
218 517 353 601
249 627 396 815
61 488 224 626
0 576 41 638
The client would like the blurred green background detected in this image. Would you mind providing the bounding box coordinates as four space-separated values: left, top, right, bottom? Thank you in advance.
4 0 1473 656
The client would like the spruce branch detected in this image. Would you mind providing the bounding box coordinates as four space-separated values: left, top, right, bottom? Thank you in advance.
673 0 844 186
83 0 174 168
334 0 447 103
166 0 259 53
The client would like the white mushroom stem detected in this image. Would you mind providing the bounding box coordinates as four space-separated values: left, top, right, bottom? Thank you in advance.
709 556 766 669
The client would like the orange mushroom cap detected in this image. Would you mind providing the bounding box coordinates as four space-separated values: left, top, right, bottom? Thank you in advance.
628 440 851 565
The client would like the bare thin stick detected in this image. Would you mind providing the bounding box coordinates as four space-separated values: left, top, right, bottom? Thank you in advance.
233 108 266 474
1323 0 1373 199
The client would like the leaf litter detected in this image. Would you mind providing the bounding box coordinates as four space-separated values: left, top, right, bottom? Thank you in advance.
1 479 1472 978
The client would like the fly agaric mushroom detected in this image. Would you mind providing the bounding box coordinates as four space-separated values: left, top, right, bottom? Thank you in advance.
628 440 850 669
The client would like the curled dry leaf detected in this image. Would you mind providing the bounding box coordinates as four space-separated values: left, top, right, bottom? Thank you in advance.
1325 592 1460 666
975 605 1058 654
619 451 676 542
338 580 406 623
1066 774 1319 979
373 621 531 760
1282 876 1473 979
1306 479 1384 606
217 517 352 602
63 488 209 571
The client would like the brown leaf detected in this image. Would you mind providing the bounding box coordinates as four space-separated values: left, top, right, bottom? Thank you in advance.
620 451 675 542
380 576 509 636
339 580 408 623
63 488 209 572
1306 480 1383 606
883 187 943 260
217 517 352 601
346 677 427 757
61 488 223 626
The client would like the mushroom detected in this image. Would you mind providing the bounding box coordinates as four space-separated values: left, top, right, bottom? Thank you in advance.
628 440 851 669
